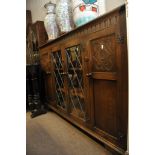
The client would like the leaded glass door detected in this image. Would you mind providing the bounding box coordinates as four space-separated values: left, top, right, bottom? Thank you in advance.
51 50 67 111
65 45 86 121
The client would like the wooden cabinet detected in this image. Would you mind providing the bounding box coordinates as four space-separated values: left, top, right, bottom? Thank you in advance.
39 5 128 155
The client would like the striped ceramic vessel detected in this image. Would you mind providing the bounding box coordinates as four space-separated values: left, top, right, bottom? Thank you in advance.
72 0 99 27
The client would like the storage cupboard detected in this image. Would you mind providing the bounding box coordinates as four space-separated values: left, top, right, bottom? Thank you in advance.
40 5 128 155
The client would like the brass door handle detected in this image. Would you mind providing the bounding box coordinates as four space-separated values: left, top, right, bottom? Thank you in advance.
86 73 92 78
46 72 51 75
61 72 67 76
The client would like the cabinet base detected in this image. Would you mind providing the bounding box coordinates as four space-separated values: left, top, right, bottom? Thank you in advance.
47 104 126 155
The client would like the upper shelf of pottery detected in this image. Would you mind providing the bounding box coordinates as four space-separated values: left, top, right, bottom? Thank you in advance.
44 0 104 41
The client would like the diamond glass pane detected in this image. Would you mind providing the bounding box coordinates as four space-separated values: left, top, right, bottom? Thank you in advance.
51 51 66 109
66 45 86 120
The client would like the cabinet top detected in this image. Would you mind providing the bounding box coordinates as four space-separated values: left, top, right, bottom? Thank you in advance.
39 4 126 49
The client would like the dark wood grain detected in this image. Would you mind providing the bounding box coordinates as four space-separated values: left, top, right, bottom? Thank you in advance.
94 80 117 137
39 4 128 155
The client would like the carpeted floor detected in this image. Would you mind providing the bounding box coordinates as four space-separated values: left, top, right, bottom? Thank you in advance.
26 111 112 155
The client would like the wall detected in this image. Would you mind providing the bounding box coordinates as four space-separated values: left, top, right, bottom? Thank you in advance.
98 0 106 16
106 0 125 12
26 0 125 23
26 0 56 23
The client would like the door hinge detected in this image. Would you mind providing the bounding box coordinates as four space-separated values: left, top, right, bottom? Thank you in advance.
116 34 125 44
117 132 125 141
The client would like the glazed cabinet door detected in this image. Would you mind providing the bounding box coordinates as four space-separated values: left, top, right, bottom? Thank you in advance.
51 50 68 112
65 44 87 122
87 28 127 149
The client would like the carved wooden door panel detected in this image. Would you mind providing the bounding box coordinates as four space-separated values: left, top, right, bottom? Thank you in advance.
90 34 117 136
87 31 127 149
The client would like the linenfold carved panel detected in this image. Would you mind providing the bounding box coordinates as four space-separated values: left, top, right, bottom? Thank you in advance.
91 34 115 72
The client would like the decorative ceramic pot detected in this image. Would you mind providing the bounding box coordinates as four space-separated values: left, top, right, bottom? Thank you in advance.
72 0 99 27
56 0 74 34
44 2 59 40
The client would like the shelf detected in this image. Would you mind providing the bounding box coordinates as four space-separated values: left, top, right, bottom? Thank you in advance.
70 88 84 99
57 104 66 110
57 88 66 93
71 108 84 119
68 68 82 71
39 4 126 49
54 68 63 71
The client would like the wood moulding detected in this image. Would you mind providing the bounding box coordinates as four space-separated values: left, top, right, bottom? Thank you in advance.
39 5 125 50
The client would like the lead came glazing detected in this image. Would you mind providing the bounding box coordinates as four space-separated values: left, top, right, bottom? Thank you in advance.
66 45 86 120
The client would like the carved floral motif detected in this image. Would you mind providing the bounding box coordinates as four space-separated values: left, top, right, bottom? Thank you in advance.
91 35 115 72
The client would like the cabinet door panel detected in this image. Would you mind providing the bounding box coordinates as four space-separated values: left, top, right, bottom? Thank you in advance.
93 79 117 138
51 50 67 111
89 33 127 147
91 34 116 72
65 45 86 121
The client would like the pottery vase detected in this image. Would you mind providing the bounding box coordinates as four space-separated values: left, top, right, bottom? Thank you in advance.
56 0 74 34
44 2 59 40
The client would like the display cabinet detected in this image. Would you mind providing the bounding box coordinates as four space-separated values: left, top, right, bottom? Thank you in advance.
39 4 128 155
